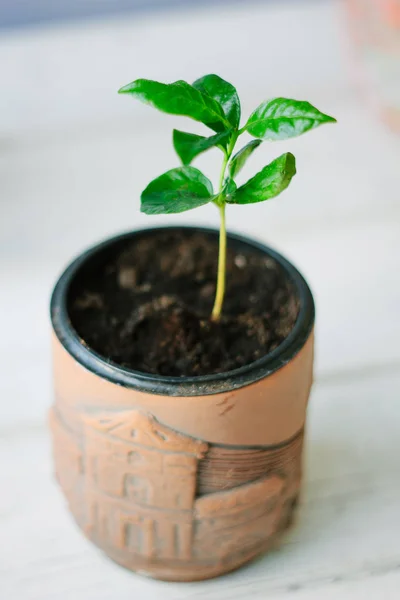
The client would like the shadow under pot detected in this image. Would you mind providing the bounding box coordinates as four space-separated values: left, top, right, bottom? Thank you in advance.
49 226 315 582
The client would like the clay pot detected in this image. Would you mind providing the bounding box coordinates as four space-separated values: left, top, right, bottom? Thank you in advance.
49 227 314 582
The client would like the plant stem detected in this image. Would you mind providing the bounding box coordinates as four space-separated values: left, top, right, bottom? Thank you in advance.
211 149 230 321
218 153 229 191
211 202 227 321
211 133 238 321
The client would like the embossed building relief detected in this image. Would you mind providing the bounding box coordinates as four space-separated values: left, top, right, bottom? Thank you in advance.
50 407 302 570
82 410 207 562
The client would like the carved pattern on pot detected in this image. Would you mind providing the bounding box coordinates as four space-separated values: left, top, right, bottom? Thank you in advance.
50 406 302 570
83 410 207 562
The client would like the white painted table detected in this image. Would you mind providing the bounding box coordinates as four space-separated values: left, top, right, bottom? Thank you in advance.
1 1 400 598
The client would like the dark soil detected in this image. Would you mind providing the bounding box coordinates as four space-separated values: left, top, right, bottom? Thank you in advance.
68 231 300 377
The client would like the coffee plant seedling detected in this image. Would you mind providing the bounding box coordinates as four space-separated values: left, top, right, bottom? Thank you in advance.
119 75 336 320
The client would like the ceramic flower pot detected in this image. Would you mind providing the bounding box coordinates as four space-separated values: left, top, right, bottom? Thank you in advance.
49 227 314 582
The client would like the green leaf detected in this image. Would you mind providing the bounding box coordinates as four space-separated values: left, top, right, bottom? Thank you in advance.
228 139 262 178
173 129 231 165
245 98 336 141
193 74 241 129
228 153 296 205
141 166 214 215
119 79 230 131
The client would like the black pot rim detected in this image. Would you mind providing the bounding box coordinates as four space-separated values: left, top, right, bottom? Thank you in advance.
51 226 315 396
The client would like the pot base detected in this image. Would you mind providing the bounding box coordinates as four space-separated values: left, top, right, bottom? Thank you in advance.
69 487 297 582
81 491 299 581
101 536 280 582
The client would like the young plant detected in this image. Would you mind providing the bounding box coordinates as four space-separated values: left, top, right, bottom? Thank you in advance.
119 75 336 321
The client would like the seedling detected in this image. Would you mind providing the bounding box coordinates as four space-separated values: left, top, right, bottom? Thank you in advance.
119 75 336 321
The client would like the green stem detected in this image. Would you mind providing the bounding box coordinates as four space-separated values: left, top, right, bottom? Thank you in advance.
211 132 239 321
211 150 231 321
211 202 227 321
218 153 229 191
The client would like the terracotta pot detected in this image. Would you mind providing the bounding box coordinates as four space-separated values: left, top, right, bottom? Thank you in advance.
49 227 315 582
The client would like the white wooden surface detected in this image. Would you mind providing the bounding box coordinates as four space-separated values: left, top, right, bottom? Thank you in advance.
1 1 400 598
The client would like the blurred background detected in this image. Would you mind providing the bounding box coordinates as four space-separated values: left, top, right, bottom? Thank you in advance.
1 1 400 598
